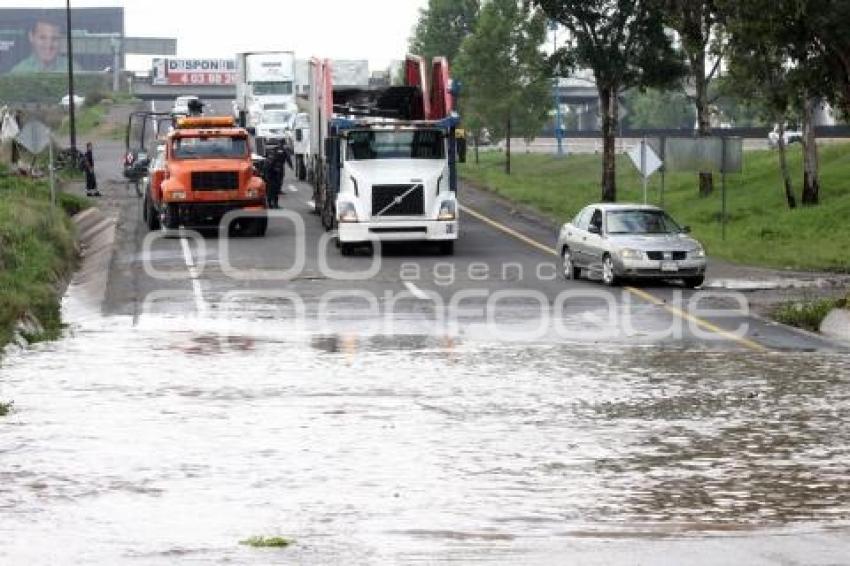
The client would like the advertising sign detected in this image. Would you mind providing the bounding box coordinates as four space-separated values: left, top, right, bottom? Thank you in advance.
0 8 124 74
152 58 236 86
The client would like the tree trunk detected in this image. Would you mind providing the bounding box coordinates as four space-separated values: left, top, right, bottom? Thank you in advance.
693 54 714 197
801 96 820 205
474 129 480 165
776 121 796 209
599 87 618 202
505 115 512 176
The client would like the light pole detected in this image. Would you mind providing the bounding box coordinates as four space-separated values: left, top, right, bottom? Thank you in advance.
66 0 77 153
549 20 563 156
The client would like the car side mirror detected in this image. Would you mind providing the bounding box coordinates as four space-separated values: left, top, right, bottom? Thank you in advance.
588 224 601 235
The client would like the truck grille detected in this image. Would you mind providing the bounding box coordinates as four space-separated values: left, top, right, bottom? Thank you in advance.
191 171 239 191
372 184 424 217
646 251 688 261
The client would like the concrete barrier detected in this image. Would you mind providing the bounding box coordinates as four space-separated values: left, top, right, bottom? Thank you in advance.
820 308 850 344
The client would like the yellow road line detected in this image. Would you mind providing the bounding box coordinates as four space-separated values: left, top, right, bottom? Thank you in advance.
460 203 768 352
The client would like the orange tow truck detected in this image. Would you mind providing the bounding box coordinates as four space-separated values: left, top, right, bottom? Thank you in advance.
142 116 268 236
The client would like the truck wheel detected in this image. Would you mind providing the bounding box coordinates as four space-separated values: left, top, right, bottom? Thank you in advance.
249 217 268 237
144 194 160 230
297 156 307 181
439 241 455 256
340 242 355 256
162 203 179 231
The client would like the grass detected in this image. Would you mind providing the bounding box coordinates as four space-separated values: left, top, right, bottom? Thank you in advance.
58 104 107 136
0 400 13 417
239 536 294 548
0 164 90 348
460 143 850 272
771 295 848 332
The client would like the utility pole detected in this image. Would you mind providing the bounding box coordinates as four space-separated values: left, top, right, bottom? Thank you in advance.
66 0 77 153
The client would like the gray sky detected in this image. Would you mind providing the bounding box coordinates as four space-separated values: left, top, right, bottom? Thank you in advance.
1 0 429 70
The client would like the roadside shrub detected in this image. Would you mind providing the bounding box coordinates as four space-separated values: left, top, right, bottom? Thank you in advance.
772 298 840 332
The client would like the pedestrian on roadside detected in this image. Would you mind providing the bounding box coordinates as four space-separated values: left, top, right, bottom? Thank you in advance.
265 147 285 209
83 141 101 197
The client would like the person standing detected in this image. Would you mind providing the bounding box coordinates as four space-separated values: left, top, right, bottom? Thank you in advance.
265 149 284 209
83 142 101 197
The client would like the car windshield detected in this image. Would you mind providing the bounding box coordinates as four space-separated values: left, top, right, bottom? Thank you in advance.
261 111 292 125
172 136 247 159
346 130 445 160
606 209 683 235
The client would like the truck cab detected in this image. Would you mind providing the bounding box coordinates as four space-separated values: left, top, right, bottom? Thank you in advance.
335 122 458 255
144 116 268 236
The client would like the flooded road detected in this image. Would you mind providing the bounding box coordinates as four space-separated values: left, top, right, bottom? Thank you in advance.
2 312 849 564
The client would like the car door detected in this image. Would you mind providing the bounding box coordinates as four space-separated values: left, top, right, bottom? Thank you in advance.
567 207 592 266
582 208 605 268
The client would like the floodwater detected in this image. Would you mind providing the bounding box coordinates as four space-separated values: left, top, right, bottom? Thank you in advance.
1 309 849 565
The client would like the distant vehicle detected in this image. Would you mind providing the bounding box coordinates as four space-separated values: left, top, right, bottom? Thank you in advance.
234 51 296 128
292 112 310 181
556 204 707 288
141 142 167 229
60 94 85 109
253 107 296 156
171 95 203 117
123 111 174 183
768 125 803 148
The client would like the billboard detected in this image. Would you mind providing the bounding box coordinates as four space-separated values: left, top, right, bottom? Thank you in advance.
0 8 124 75
152 58 236 86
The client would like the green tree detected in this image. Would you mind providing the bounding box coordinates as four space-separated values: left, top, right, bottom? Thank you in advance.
660 0 725 197
455 0 550 175
624 88 695 129
408 0 480 63
533 0 685 202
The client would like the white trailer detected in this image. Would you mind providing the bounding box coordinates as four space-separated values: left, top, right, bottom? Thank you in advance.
234 51 296 129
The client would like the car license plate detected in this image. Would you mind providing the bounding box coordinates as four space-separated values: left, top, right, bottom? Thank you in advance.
661 261 679 273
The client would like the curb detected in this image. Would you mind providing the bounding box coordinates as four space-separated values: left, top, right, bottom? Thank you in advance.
62 207 118 321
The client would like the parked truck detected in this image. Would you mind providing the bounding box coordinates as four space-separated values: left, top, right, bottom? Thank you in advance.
307 55 461 255
233 51 296 129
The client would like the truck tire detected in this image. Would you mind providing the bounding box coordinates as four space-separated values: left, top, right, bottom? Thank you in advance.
439 241 455 256
144 194 160 230
297 155 307 181
162 203 180 231
249 217 268 237
340 242 355 256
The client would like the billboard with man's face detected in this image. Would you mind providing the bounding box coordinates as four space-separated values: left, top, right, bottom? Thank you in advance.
0 8 123 74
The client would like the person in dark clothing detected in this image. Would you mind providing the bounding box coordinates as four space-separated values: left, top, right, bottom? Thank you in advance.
83 142 101 197
265 148 285 209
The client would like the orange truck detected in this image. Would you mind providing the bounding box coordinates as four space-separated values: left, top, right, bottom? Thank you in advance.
142 116 268 235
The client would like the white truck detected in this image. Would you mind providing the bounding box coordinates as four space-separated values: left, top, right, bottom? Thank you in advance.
292 112 310 181
308 55 461 256
233 51 296 129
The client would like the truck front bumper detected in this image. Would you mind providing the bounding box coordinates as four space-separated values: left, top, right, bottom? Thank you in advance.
163 200 267 228
338 220 458 243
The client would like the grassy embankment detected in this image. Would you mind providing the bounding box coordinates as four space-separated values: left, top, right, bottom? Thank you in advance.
460 143 850 272
0 164 90 349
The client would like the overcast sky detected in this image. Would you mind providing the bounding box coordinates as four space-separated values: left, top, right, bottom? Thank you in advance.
1 0 429 70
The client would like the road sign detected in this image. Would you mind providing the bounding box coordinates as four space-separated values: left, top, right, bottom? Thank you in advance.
627 140 662 178
16 120 52 154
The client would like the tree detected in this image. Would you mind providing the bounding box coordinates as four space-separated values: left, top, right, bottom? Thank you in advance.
807 1 850 122
408 0 480 63
623 88 695 129
660 0 725 197
533 0 684 202
455 0 550 175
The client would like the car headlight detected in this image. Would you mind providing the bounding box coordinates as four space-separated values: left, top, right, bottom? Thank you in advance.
691 247 706 259
620 248 644 260
338 201 358 223
438 200 457 221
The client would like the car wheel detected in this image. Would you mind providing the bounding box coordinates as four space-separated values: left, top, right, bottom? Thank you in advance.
601 254 619 287
683 276 705 289
561 247 580 280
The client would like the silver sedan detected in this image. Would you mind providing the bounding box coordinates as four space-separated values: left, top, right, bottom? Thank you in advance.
556 204 707 287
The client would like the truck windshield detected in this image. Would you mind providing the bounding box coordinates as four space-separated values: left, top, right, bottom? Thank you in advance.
252 82 293 96
346 130 445 160
172 137 248 159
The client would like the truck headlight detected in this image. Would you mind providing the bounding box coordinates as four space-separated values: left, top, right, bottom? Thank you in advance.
620 249 644 260
169 190 187 201
438 200 457 221
246 188 260 199
338 202 358 223
691 247 706 259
